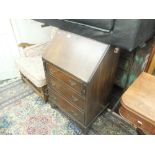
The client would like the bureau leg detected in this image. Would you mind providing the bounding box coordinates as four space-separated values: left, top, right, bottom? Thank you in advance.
20 72 25 83
50 102 58 109
82 129 89 135
43 94 48 102
80 126 90 135
136 128 145 135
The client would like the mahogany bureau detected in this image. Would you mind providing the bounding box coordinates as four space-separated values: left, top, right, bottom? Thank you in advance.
42 30 120 132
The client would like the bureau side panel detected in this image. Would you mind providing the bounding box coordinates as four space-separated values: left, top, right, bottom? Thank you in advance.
85 46 120 126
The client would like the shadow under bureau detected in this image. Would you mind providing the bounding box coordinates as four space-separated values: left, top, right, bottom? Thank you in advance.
42 30 120 132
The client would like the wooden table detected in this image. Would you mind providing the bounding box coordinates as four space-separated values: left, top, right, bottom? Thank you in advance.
119 72 155 134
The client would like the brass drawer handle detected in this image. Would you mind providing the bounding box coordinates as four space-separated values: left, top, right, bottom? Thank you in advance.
49 69 56 74
51 81 56 87
71 95 78 102
69 80 76 86
81 88 86 96
70 110 78 116
52 96 57 101
49 69 53 74
137 120 143 126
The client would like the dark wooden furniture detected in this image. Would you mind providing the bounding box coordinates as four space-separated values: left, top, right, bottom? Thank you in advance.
115 39 155 89
119 72 155 134
42 30 120 132
107 39 155 112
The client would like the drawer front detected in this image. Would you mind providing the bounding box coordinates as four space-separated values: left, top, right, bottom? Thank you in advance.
49 89 84 124
119 105 155 134
47 75 85 110
46 63 86 95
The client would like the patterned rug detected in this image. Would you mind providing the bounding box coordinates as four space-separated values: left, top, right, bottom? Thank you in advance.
0 79 137 135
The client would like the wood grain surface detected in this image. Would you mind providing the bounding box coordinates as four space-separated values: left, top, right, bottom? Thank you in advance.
121 72 155 125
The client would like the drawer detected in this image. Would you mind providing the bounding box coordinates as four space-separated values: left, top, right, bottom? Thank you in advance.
46 63 86 96
47 75 85 110
48 89 84 124
119 105 155 134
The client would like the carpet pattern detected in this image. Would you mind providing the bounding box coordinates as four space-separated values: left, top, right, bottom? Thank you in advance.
0 79 33 110
0 79 137 135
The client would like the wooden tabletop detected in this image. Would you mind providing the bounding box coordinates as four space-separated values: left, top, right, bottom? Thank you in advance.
43 29 109 82
121 72 155 124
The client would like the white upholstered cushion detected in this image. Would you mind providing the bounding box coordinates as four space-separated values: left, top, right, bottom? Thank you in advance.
16 56 46 87
23 42 51 57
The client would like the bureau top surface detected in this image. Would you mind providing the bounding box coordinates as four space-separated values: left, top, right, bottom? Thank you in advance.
43 30 109 82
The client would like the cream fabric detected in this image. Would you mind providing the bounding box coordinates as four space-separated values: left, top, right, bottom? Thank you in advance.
23 42 51 57
16 42 52 87
16 56 46 87
15 27 59 87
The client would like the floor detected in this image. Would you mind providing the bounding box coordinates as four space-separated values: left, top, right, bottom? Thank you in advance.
0 78 137 135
